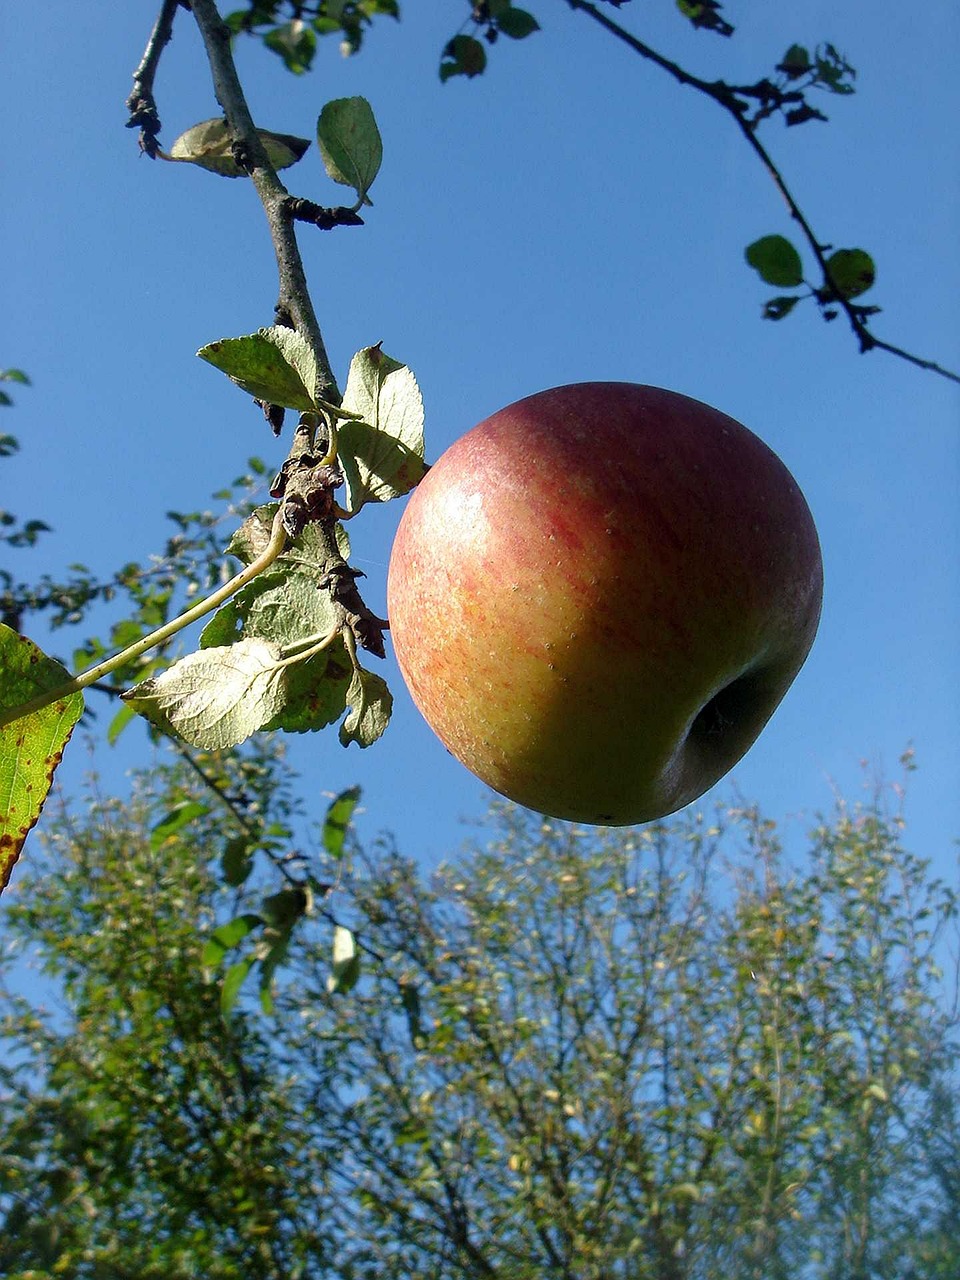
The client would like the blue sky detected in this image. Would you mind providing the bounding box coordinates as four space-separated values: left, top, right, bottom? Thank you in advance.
2 1 958 882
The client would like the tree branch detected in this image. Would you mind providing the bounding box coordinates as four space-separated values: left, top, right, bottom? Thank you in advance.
566 0 960 386
188 0 339 403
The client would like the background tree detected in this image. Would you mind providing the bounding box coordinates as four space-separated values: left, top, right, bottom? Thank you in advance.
2 750 956 1278
0 744 340 1279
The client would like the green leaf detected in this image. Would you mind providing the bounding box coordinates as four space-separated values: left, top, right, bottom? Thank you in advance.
258 928 294 1014
778 44 811 78
825 248 875 299
264 20 316 74
0 624 84 894
150 800 209 850
339 665 393 748
123 637 291 750
762 295 802 321
203 913 264 970
317 97 383 206
221 835 256 887
0 369 31 385
440 35 487 81
261 887 308 929
199 511 358 738
262 638 353 735
167 118 310 176
201 516 349 646
327 924 361 994
497 8 540 39
221 955 257 1015
338 346 427 515
200 570 336 651
106 700 137 745
322 786 361 860
745 235 804 288
198 327 321 412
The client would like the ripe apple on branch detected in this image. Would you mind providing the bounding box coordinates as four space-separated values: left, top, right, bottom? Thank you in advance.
388 382 823 825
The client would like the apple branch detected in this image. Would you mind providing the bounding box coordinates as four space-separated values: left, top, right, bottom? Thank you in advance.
188 0 339 404
565 0 960 387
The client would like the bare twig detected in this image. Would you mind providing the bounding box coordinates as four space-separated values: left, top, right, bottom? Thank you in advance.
566 0 960 386
126 0 184 158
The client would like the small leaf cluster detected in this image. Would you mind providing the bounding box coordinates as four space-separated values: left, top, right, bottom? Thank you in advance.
167 94 382 213
778 41 856 99
225 0 399 70
0 372 50 583
202 783 362 1015
745 233 880 326
676 0 734 38
441 2 541 83
730 41 856 130
124 337 423 755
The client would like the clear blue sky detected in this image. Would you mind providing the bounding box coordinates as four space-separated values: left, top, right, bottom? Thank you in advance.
2 2 958 881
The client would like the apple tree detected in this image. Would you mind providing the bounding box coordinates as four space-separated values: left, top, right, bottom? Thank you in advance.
1 0 957 905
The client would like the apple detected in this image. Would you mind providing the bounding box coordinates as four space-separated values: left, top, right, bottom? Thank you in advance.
386 382 823 825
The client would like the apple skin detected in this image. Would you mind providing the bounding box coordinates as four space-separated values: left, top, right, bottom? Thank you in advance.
386 383 823 825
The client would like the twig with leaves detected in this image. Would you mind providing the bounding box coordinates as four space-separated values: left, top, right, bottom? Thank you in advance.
439 0 958 385
0 0 427 892
564 0 960 385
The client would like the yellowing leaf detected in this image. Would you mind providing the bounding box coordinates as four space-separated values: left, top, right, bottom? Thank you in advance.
338 347 427 515
0 625 84 893
168 118 310 177
124 638 289 750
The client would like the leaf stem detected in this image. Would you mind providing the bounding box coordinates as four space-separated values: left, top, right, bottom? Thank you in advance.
0 511 288 730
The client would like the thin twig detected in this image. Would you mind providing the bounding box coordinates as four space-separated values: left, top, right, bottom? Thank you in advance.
567 0 960 386
126 0 184 157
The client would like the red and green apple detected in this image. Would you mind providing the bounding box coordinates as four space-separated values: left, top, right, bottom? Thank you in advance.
387 382 823 825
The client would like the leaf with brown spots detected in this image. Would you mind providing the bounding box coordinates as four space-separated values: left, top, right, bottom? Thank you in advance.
0 623 84 893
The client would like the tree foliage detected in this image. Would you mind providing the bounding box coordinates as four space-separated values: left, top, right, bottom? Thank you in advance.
2 753 957 1278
